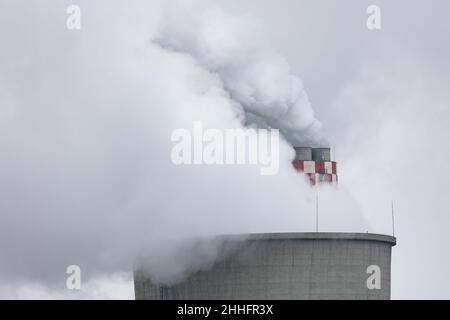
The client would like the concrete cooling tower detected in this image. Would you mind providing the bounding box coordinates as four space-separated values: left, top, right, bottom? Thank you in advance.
134 233 396 300
134 147 396 300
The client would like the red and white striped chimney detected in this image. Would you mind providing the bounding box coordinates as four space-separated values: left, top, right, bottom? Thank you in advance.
292 147 337 186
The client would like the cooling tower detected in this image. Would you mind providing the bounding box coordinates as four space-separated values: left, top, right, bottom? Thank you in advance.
134 232 396 300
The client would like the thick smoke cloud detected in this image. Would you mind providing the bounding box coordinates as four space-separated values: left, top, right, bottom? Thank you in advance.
0 0 366 298
156 2 325 146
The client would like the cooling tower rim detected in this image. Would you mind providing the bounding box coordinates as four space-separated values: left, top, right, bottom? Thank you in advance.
217 232 396 246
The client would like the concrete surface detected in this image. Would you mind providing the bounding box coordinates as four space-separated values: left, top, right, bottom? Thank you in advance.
134 232 396 300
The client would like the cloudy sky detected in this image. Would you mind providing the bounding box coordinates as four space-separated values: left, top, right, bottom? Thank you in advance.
0 0 449 299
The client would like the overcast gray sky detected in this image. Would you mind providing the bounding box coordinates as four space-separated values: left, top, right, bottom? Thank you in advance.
0 0 449 299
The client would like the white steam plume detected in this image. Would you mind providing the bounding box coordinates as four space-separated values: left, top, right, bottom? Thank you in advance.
0 0 365 298
156 3 326 146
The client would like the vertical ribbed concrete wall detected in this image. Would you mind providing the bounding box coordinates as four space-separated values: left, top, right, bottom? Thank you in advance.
134 233 396 300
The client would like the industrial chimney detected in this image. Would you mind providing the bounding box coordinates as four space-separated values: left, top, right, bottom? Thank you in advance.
292 147 337 185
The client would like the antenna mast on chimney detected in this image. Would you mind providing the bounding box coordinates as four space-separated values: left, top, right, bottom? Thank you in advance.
391 200 396 237
316 194 319 232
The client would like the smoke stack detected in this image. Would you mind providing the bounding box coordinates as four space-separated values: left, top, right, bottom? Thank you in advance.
292 147 337 185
